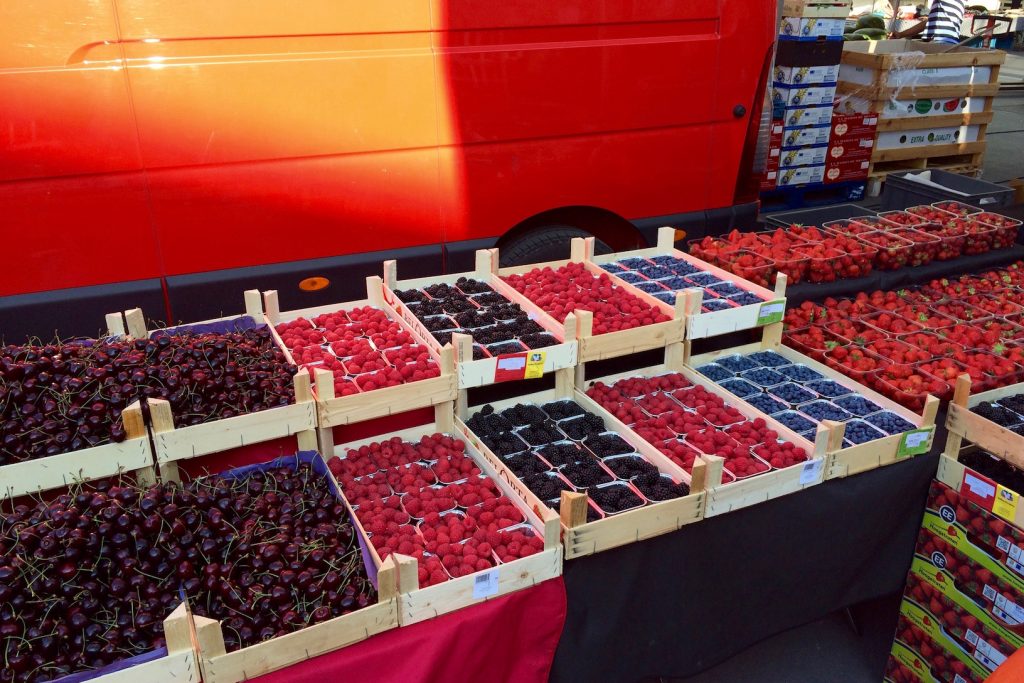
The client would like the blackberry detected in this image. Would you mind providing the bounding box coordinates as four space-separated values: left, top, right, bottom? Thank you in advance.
423 283 457 299
472 324 518 345
521 332 558 349
1013 424 1024 437
778 364 825 383
518 421 565 446
771 382 816 405
747 394 787 416
541 400 585 421
686 272 723 287
589 484 643 513
471 291 508 307
998 394 1024 416
503 452 550 478
538 442 586 467
487 303 528 321
560 413 607 440
708 282 743 298
833 394 883 418
633 472 689 501
729 292 765 306
805 379 853 399
971 401 1024 428
454 310 496 329
748 351 790 368
395 288 426 303
466 405 514 436
432 330 466 345
583 433 634 458
960 450 1024 493
481 432 529 456
472 345 489 360
500 403 548 426
617 271 646 284
800 400 853 423
562 461 613 488
635 281 668 294
844 419 886 444
774 411 816 433
696 363 733 382
603 456 658 480
441 297 475 314
417 299 447 316
716 354 760 373
455 277 492 295
422 315 457 333
635 264 675 280
740 367 786 387
702 299 734 312
489 341 526 356
864 411 916 435
523 473 569 500
719 378 761 399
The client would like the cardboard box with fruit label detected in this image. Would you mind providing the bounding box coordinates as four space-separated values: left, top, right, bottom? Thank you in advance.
830 112 878 141
892 598 992 682
780 17 845 39
784 104 835 127
776 164 826 187
772 83 838 107
770 145 828 170
823 157 869 184
827 138 874 162
774 64 841 86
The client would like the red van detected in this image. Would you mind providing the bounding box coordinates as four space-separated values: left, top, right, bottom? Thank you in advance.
0 1 775 339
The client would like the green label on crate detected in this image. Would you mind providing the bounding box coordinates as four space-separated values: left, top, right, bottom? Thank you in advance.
756 300 786 326
897 428 934 458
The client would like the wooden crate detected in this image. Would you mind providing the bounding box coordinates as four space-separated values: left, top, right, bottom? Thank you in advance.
587 228 787 342
496 236 687 362
111 298 318 480
263 277 458 449
581 353 830 518
86 603 199 683
939 375 1024 528
0 401 156 499
456 367 708 559
689 324 940 480
326 402 562 626
380 250 578 389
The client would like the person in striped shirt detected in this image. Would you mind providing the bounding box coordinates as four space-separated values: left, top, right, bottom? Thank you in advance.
892 0 967 44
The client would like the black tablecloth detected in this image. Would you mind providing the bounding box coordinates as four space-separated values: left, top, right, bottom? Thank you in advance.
550 454 938 683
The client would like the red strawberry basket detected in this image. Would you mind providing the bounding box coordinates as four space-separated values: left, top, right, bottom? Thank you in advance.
718 249 775 287
827 233 876 278
792 244 846 283
822 218 878 238
822 344 890 382
890 227 941 267
973 212 1022 249
906 204 957 224
870 365 949 411
878 210 930 228
915 223 966 261
931 200 980 217
856 231 914 271
859 310 924 337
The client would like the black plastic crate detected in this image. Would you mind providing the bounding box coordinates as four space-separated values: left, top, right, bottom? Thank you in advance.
881 170 1013 211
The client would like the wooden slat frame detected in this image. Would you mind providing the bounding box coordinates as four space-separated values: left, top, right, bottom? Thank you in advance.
946 375 1024 471
839 40 1006 70
93 603 199 683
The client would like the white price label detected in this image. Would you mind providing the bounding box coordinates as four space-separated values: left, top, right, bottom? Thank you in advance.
903 431 930 449
472 568 500 599
1008 556 1024 577
1008 543 1022 561
966 628 980 646
964 472 996 500
974 637 1007 671
800 458 824 485
983 584 998 601
996 594 1024 624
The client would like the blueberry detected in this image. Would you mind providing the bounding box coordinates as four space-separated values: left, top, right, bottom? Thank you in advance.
777 364 825 383
716 355 760 373
659 276 692 291
770 382 817 405
729 292 765 306
740 367 786 387
747 394 788 415
833 394 883 418
696 363 733 382
702 299 733 312
844 419 887 444
653 291 676 304
748 351 790 368
805 379 853 399
800 400 853 423
708 282 744 298
864 411 916 435
775 411 816 433
719 378 761 398
616 271 646 284
649 255 684 267
601 263 626 273
634 281 668 294
619 258 651 270
636 264 675 280
686 272 723 287
647 256 701 276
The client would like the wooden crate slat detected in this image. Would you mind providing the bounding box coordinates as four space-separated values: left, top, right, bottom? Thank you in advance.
873 111 995 132
871 141 988 164
1 437 154 499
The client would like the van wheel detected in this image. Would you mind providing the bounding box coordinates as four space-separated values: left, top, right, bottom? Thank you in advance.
499 226 612 267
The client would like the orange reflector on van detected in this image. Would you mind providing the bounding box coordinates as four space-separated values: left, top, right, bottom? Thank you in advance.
299 277 330 292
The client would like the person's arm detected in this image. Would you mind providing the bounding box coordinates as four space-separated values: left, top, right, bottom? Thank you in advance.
892 19 927 38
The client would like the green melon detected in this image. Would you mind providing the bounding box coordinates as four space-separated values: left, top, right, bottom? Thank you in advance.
844 33 869 40
856 14 887 31
853 27 888 40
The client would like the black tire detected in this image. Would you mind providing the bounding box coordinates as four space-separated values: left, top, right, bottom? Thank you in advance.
499 226 612 267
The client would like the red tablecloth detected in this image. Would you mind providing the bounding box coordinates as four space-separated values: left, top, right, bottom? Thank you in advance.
253 577 567 683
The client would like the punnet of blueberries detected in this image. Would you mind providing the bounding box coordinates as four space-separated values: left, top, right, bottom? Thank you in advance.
702 299 734 312
715 354 761 373
805 379 853 399
616 271 646 284
800 400 853 423
833 394 883 418
708 282 744 298
729 292 765 306
864 411 917 435
601 263 626 273
747 394 788 415
635 281 668 294
748 351 790 368
771 382 817 406
843 419 887 444
719 378 761 399
696 363 734 382
774 411 817 433
618 258 651 270
686 273 723 287
777 364 825 383
740 367 786 387
635 264 675 280
659 276 692 291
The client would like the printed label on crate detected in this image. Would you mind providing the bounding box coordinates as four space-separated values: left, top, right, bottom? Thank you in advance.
828 139 873 161
839 64 993 89
757 300 786 326
897 428 933 458
785 105 835 127
493 351 546 383
876 125 980 151
989 589 1024 625
961 469 997 510
772 83 838 107
830 113 879 140
992 485 1020 523
824 157 869 184
999 542 1024 578
777 164 826 186
800 457 824 485
783 124 832 147
779 145 828 169
472 568 500 598
780 16 845 38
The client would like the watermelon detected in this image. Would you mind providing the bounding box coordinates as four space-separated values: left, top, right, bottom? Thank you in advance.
856 14 886 31
853 27 887 40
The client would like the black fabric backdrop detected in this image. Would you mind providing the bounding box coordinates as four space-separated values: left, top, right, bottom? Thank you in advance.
550 454 939 683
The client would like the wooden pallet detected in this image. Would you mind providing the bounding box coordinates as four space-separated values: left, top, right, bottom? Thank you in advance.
326 402 563 625
586 228 787 343
496 236 687 362
688 324 940 480
456 367 707 559
380 250 578 390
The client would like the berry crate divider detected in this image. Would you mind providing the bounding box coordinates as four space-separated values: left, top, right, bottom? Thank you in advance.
455 367 707 560
687 323 939 480
188 451 401 683
495 236 686 363
118 295 317 482
586 228 787 342
325 401 562 627
579 352 830 518
263 278 457 455
941 375 1024 528
379 249 578 389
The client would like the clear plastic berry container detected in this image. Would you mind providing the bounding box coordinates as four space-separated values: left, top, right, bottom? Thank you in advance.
859 310 924 337
878 210 931 228
822 218 876 238
822 345 890 382
922 224 967 261
954 219 996 255
781 327 831 361
868 368 949 412
856 231 914 271
906 204 957 224
718 249 775 288
792 245 848 284
897 331 964 359
827 234 877 279
824 317 888 345
897 304 957 331
890 228 941 267
686 236 729 265
950 350 1024 391
931 200 980 217
973 212 1022 249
